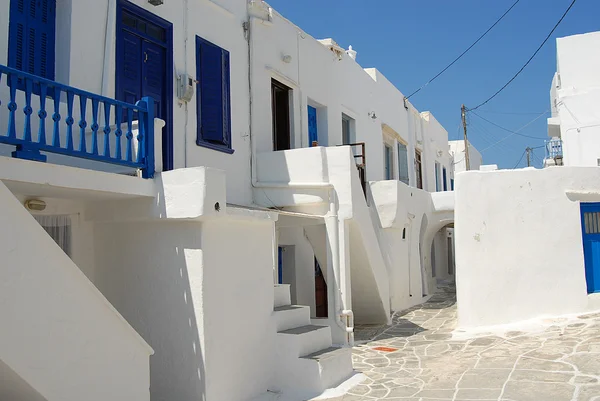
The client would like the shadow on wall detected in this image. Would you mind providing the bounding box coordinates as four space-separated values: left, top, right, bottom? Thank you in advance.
93 221 207 401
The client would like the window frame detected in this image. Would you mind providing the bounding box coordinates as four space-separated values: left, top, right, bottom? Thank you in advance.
415 150 423 189
195 35 234 154
384 143 394 180
397 140 409 185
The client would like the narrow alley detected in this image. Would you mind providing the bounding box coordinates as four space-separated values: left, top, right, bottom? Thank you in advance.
328 283 600 401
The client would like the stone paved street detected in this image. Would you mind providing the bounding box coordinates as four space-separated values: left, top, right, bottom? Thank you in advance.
329 283 600 401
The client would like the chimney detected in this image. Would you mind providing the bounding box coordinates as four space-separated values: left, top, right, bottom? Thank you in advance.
346 45 357 61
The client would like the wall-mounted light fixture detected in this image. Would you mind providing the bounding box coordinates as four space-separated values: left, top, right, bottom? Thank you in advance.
282 54 292 64
148 0 164 6
24 199 47 212
368 111 377 120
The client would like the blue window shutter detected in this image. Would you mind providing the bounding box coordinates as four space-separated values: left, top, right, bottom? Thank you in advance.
8 0 28 73
197 37 230 146
8 0 55 80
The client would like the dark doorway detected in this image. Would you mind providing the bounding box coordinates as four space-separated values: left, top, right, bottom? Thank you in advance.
272 79 291 151
314 258 328 318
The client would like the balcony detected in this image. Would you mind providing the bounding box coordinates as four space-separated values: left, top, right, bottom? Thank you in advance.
0 65 156 178
544 137 563 167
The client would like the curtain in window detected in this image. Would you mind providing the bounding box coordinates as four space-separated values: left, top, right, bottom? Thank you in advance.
397 143 409 185
33 215 72 257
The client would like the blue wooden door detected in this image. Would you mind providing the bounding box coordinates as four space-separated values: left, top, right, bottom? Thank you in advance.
308 105 318 146
141 41 166 126
116 2 172 170
581 203 600 293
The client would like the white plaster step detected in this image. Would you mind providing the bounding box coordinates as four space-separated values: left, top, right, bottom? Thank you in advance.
273 305 311 332
277 325 332 358
274 284 291 308
300 347 354 391
274 346 354 399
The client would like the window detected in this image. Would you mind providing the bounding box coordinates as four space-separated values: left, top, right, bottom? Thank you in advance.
34 215 71 257
397 142 409 185
435 162 441 192
451 178 454 191
272 79 291 151
415 150 423 189
384 144 393 180
442 167 448 191
196 36 233 154
342 114 353 145
8 0 56 80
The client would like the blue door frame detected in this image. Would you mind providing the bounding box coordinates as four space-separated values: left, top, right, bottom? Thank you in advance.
116 0 173 171
277 246 283 284
580 203 600 293
308 105 318 146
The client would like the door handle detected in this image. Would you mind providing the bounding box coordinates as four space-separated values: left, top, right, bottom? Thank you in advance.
144 52 148 63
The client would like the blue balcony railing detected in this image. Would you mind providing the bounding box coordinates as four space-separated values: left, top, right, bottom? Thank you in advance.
545 137 563 159
0 65 155 178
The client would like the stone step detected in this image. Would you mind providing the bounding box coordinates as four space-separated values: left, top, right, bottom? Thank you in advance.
301 346 354 390
277 325 332 358
273 305 311 332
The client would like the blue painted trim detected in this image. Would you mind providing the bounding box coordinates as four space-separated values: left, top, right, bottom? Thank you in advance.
278 246 283 285
195 35 233 153
580 202 600 294
196 139 235 154
116 0 174 171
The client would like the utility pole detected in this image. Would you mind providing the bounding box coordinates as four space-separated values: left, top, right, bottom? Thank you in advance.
461 104 471 171
526 147 532 167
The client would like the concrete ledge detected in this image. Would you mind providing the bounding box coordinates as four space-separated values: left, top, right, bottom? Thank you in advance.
0 156 155 200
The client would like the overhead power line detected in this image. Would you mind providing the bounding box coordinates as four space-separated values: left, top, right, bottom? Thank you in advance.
469 0 578 111
513 149 527 169
480 110 550 153
405 0 522 100
471 110 549 139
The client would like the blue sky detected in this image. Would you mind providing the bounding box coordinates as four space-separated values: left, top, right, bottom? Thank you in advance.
266 0 598 169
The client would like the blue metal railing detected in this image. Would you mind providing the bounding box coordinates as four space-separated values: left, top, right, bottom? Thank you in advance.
545 137 563 160
0 64 155 178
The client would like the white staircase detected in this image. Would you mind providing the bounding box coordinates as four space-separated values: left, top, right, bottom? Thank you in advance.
272 284 353 399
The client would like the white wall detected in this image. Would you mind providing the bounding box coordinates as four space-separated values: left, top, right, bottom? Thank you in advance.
449 140 482 174
278 226 318 316
0 181 152 401
93 215 276 401
370 180 454 312
551 32 600 167
454 167 600 328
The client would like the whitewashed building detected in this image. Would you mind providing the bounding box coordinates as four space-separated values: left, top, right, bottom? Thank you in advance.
455 31 600 329
449 139 483 175
0 0 458 400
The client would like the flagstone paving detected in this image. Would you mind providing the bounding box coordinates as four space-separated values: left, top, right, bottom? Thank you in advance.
328 283 600 401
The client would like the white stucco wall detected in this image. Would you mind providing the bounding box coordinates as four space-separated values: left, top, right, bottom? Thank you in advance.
455 167 600 328
370 180 454 312
449 140 482 174
551 32 600 167
0 181 152 401
93 215 276 401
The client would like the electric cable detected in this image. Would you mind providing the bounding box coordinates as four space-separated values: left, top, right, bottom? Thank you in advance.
471 110 549 139
469 0 577 111
405 0 522 100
